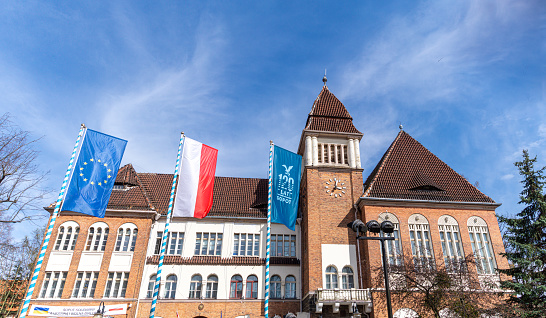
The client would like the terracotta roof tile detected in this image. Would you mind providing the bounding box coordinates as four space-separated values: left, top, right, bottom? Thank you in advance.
137 174 268 218
363 130 495 203
146 255 299 266
108 164 155 211
304 86 362 135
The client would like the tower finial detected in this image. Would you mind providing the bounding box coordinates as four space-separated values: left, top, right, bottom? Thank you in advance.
399 122 403 130
322 69 327 85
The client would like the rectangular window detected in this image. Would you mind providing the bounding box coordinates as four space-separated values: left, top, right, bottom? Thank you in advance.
195 232 222 256
233 233 260 256
468 226 496 274
154 231 185 255
72 272 98 298
317 143 349 166
409 224 435 269
270 234 296 257
39 272 67 299
104 272 129 298
439 224 465 272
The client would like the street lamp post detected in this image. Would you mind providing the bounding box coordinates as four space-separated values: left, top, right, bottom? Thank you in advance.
93 302 105 318
348 219 395 318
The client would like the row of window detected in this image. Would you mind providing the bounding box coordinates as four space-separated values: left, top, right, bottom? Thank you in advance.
40 271 129 299
382 214 496 274
152 232 297 258
54 222 138 253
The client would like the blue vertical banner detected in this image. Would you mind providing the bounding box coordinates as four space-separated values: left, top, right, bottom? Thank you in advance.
271 145 302 231
62 129 127 218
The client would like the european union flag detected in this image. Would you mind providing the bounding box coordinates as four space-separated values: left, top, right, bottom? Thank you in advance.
62 129 127 218
271 145 302 231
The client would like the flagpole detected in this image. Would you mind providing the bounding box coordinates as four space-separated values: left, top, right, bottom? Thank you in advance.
149 132 185 318
19 124 86 318
265 141 274 318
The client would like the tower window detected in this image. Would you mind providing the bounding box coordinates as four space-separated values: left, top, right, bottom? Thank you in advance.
318 143 348 166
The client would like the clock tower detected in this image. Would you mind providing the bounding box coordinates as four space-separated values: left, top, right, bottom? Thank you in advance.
298 78 369 316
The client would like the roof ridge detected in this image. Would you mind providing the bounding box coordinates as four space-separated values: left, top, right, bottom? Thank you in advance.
132 168 156 211
363 130 404 197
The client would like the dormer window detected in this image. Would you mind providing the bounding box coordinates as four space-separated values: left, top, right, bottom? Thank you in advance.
318 143 349 166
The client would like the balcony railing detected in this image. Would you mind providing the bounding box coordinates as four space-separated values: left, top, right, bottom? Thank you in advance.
316 288 371 303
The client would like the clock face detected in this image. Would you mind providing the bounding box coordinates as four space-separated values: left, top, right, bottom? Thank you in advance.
324 177 347 198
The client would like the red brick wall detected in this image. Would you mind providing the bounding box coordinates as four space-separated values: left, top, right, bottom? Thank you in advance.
301 167 363 296
30 213 152 303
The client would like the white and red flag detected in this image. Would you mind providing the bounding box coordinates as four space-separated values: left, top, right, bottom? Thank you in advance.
173 137 218 218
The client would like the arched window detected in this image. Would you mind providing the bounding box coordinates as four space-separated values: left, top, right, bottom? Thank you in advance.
408 214 435 270
379 212 403 266
270 275 281 299
230 275 243 299
147 275 157 298
54 221 79 251
438 215 465 272
85 222 109 252
468 216 496 274
341 267 354 289
189 274 202 299
205 275 218 299
114 223 138 252
246 275 258 299
285 275 296 299
164 275 177 299
325 266 338 289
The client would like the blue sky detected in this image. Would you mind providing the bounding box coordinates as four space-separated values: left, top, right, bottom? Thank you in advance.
1 1 544 240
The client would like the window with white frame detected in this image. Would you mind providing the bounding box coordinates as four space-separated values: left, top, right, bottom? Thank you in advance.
194 232 222 256
468 217 497 274
233 233 260 256
39 271 67 298
164 275 177 299
54 221 79 251
379 212 403 266
189 274 202 299
104 272 129 298
147 274 157 298
72 272 98 298
341 266 355 289
325 266 338 289
153 231 185 255
85 222 109 252
114 223 138 252
270 275 281 299
270 234 296 257
438 215 465 272
205 275 218 299
408 214 435 270
245 275 258 299
318 143 349 166
285 275 296 299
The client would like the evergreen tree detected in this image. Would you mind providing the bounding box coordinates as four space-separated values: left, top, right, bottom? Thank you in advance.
498 150 546 317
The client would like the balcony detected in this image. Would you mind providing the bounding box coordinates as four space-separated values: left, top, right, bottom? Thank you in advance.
314 288 372 314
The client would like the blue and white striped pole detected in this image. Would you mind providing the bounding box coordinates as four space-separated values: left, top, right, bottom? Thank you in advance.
19 124 86 318
149 133 184 318
264 141 274 318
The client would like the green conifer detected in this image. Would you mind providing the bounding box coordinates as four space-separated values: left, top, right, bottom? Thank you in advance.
498 150 546 317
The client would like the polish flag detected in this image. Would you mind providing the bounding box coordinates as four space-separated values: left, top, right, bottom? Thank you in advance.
173 137 218 218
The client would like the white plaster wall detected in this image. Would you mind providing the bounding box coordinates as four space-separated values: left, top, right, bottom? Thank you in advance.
140 264 300 300
321 244 359 288
45 252 73 271
78 252 103 271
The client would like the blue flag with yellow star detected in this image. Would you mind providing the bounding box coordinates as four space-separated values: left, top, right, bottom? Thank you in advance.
62 129 127 218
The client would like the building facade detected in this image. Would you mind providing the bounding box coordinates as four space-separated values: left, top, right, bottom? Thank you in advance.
25 82 506 318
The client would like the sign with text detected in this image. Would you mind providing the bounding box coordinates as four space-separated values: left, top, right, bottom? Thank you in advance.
30 304 127 317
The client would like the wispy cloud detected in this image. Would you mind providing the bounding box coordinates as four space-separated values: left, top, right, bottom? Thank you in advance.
340 0 540 106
